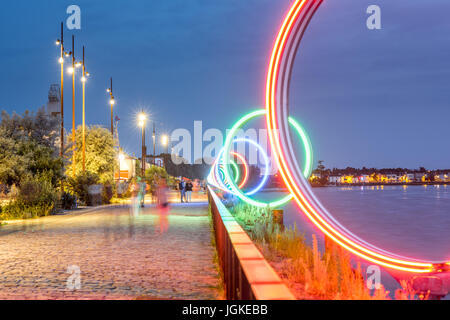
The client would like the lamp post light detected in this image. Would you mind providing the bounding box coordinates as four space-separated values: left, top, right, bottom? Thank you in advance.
81 46 90 173
161 135 169 154
55 22 71 161
152 122 156 165
106 78 115 137
138 112 147 177
67 35 82 177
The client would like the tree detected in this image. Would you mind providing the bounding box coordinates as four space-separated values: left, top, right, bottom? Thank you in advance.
66 125 115 184
0 109 63 188
145 166 169 194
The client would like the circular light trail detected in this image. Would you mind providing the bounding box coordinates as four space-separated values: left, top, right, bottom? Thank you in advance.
209 150 250 192
230 151 249 189
221 109 313 208
265 0 448 273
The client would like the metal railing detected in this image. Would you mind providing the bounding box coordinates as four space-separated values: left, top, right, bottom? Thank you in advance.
208 186 295 300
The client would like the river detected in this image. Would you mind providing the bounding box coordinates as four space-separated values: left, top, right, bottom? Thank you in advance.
259 185 450 298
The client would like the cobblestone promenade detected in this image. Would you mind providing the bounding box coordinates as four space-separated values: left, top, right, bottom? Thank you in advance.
0 202 222 300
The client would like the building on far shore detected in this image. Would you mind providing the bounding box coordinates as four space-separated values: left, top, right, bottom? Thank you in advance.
324 170 450 185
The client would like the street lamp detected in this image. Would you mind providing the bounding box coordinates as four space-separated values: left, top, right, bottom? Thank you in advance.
67 35 82 177
55 22 71 161
106 78 115 137
138 112 147 177
81 46 90 173
161 135 169 154
152 122 156 165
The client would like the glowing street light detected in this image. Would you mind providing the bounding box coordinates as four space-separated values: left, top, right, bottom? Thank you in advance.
161 135 169 154
106 77 115 136
138 112 147 177
66 35 83 177
80 45 90 173
55 22 71 161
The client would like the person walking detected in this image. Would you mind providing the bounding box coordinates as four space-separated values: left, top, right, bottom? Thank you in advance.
178 179 186 203
185 180 193 203
156 178 169 234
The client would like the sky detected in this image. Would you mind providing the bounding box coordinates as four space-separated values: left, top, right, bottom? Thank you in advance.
0 0 449 170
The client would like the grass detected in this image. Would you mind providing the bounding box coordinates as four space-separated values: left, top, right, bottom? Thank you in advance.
0 201 54 220
228 203 418 300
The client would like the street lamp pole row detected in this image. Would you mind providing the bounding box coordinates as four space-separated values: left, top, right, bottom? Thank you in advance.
56 25 89 177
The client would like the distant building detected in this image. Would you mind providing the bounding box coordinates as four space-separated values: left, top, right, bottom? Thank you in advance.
386 174 399 183
328 176 341 185
116 154 137 181
414 173 426 182
46 84 61 117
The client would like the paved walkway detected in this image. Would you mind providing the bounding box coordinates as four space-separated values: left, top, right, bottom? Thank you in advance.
0 202 222 300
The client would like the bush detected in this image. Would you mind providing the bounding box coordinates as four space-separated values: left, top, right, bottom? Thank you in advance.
66 172 100 205
0 175 58 220
0 201 54 220
145 166 169 193
61 192 77 210
102 184 113 204
18 175 57 206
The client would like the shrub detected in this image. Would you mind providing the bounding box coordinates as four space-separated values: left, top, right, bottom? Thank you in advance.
0 175 58 220
229 203 390 300
102 184 113 204
0 201 54 220
61 192 77 210
66 172 100 205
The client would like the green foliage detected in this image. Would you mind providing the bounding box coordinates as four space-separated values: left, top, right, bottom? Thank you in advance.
229 203 390 300
0 109 63 187
66 172 100 205
61 192 77 210
0 175 58 220
102 184 113 205
144 166 169 194
66 125 115 184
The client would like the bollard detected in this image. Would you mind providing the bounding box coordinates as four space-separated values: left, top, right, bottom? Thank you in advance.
272 209 284 230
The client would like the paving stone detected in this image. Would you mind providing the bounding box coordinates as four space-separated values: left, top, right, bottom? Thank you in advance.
0 205 222 300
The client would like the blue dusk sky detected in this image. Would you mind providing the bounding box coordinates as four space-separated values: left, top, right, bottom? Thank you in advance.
0 0 449 169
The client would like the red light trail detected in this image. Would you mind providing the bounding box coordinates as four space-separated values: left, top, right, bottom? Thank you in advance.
264 0 449 273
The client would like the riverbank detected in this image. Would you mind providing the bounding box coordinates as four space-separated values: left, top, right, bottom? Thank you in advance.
228 203 393 300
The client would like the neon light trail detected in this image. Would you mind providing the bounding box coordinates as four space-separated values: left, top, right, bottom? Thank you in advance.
208 0 450 275
207 109 313 208
264 0 449 273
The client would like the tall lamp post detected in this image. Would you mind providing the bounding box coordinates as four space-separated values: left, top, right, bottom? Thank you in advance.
106 78 115 137
138 112 147 177
67 35 82 177
55 22 69 159
80 46 90 173
152 122 156 165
